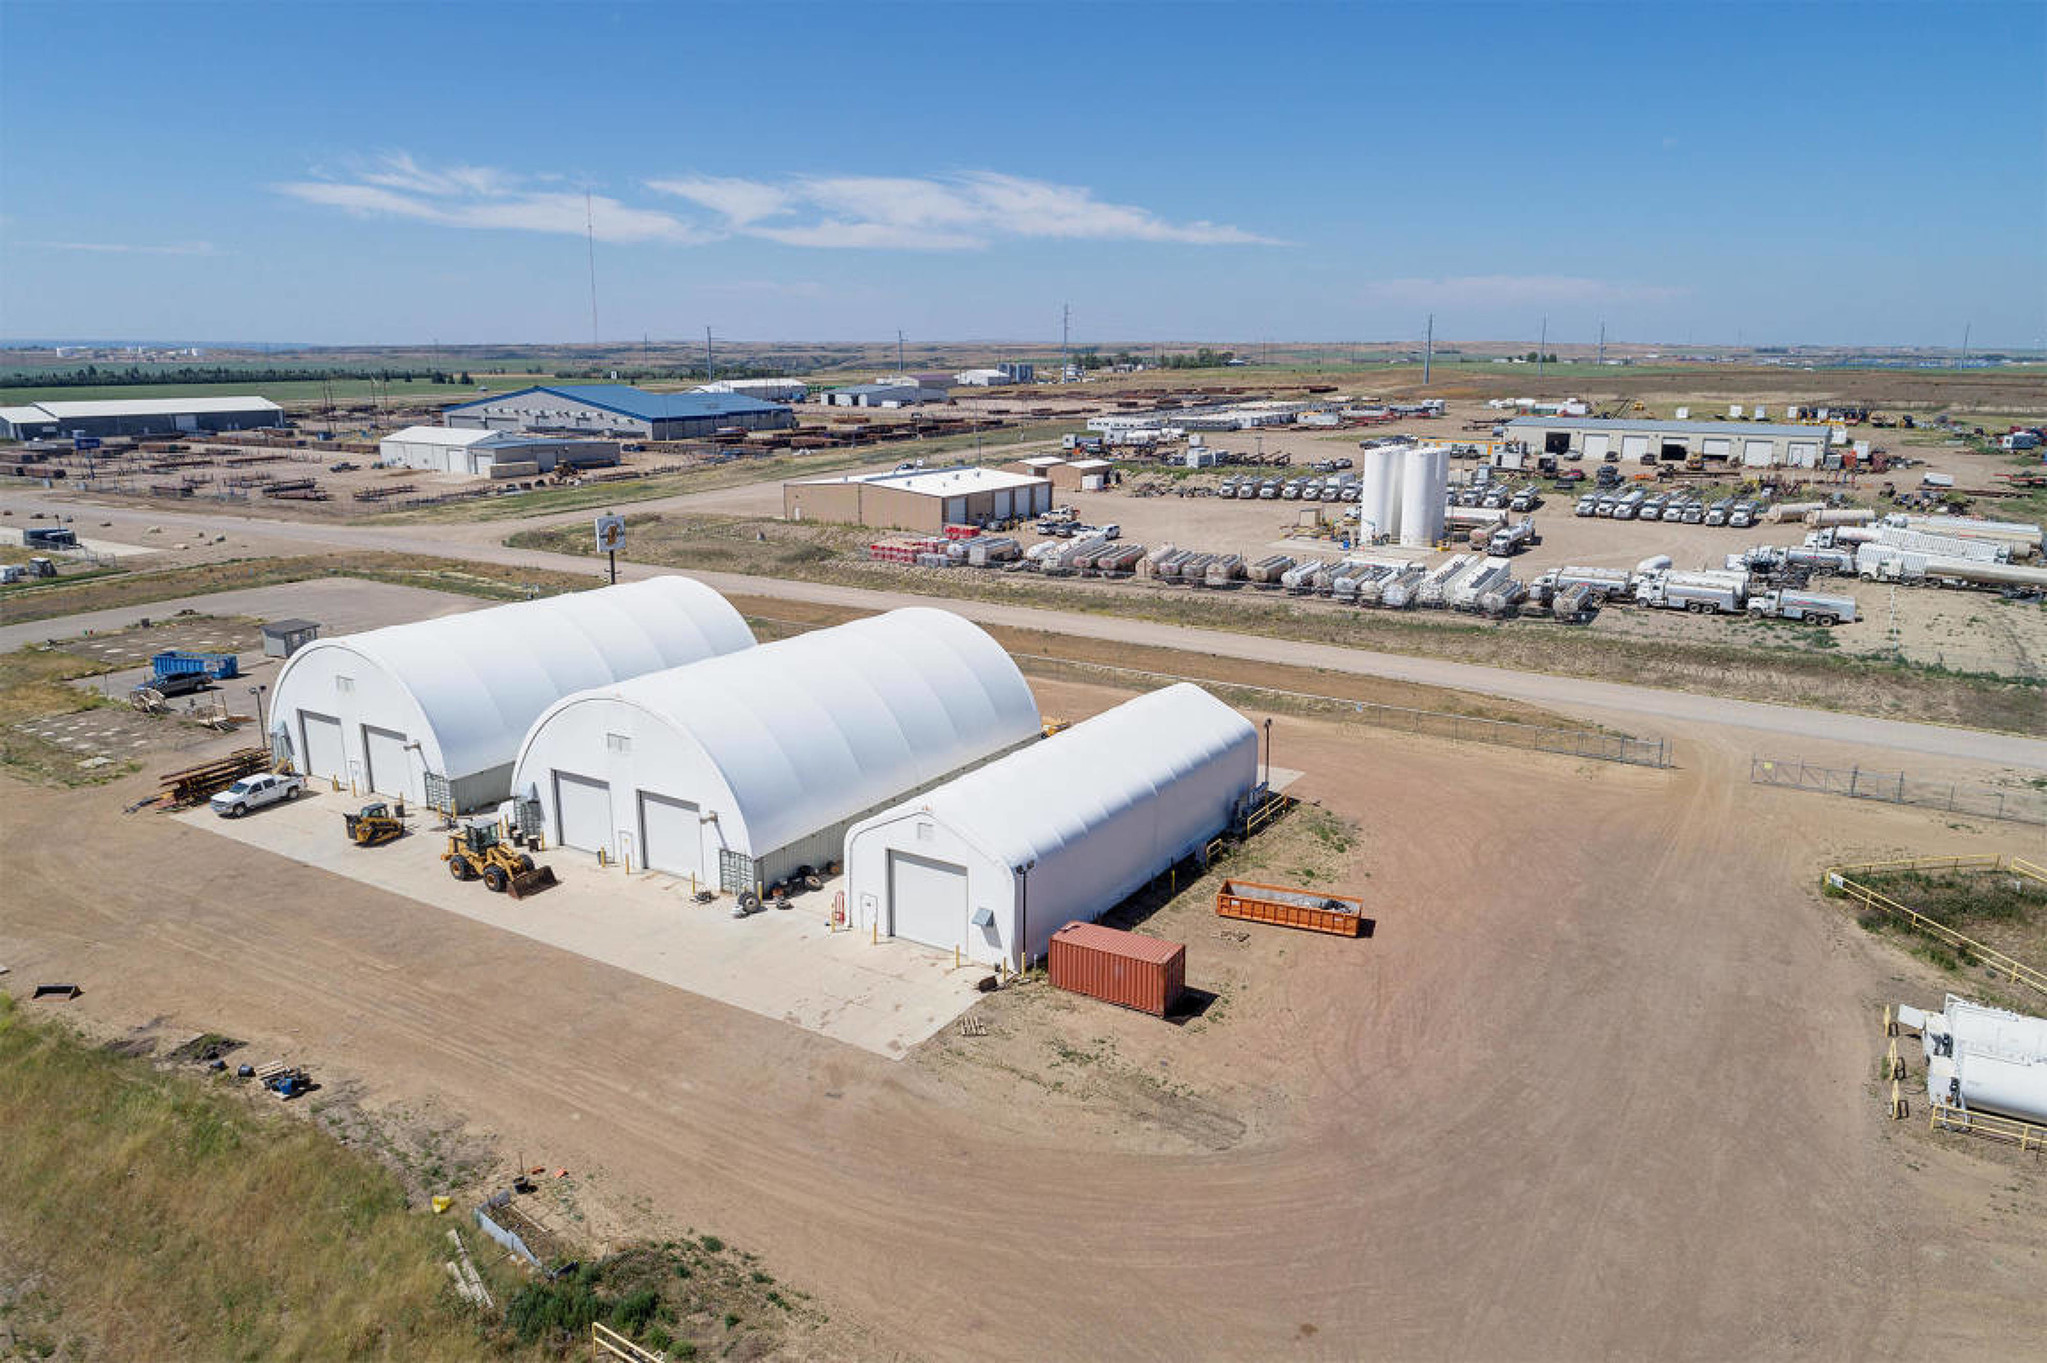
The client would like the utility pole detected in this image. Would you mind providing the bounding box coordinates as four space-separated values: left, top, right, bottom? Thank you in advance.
704 326 714 382
1537 315 1548 384
1061 303 1071 382
584 190 599 347
896 329 906 374
1961 322 1971 367
1422 314 1434 387
1597 321 1605 367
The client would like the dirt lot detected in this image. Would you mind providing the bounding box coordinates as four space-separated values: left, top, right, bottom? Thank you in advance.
6 671 2045 1361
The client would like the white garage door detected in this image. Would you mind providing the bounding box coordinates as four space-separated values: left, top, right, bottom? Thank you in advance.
1787 440 1820 467
362 725 409 798
299 711 345 783
1582 434 1610 460
1620 435 1651 459
888 850 969 951
638 791 701 879
1702 437 1732 458
553 771 611 852
994 489 1013 519
1741 440 1775 466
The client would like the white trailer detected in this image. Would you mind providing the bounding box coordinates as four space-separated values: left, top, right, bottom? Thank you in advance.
1533 565 1634 604
1451 557 1515 611
1486 518 1538 556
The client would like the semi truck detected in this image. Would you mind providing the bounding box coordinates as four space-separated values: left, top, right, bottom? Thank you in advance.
1485 518 1539 556
1748 589 1857 625
1633 569 1747 615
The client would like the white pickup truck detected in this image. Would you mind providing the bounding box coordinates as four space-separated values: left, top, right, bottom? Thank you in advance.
211 771 305 818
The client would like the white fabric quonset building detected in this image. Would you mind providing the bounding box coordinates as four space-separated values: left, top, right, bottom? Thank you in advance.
509 608 1042 894
269 578 754 811
843 683 1259 968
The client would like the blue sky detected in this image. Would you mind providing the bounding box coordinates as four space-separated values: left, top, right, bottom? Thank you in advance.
3 1 2042 349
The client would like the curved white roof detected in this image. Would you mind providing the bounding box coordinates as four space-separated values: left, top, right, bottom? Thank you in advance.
273 576 754 781
514 608 1040 856
876 683 1256 871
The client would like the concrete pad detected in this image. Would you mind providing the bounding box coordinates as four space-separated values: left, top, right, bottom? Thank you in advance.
175 789 981 1058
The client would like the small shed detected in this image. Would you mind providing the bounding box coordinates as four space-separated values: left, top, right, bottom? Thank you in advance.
260 618 321 659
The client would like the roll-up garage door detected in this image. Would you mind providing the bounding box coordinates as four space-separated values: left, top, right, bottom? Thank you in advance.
1787 441 1820 467
994 489 1013 519
1582 434 1610 460
1620 435 1651 459
362 725 409 797
553 771 611 852
888 850 969 951
1741 440 1775 466
1702 437 1732 459
638 792 701 878
299 711 346 783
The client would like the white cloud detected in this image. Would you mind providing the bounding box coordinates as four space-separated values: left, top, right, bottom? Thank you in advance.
1358 275 1688 307
276 153 1278 251
277 153 712 245
21 240 219 256
650 170 1284 249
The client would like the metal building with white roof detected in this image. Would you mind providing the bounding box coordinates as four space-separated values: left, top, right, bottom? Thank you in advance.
376 425 620 477
0 395 284 438
843 683 1259 968
509 608 1042 893
270 577 754 811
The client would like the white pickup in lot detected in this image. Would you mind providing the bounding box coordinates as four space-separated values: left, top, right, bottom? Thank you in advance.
211 772 305 818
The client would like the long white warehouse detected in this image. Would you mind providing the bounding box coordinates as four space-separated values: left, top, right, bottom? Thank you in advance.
843 683 1259 968
270 578 754 811
509 608 1042 894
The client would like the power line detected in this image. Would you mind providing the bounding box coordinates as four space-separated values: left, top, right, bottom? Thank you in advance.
584 190 599 347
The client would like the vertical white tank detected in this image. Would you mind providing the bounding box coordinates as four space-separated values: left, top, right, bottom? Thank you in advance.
1399 445 1447 547
1360 449 1401 541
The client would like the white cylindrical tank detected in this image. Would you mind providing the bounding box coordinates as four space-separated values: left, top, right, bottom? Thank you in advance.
1398 445 1447 547
1948 1051 2047 1125
1360 448 1401 541
1807 508 1876 527
1635 554 1673 574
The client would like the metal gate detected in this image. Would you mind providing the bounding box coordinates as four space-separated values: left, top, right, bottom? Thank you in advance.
718 847 758 895
423 771 452 814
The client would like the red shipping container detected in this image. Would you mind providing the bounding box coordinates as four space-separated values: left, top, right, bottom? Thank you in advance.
1047 922 1185 1017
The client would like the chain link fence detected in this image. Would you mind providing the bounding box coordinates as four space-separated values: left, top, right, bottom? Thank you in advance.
1752 756 2047 826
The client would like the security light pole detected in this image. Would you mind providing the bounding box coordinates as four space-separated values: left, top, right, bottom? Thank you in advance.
1262 717 1272 790
249 684 267 736
1012 858 1036 973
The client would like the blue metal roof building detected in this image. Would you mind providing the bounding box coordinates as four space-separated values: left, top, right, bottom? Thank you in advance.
443 384 797 440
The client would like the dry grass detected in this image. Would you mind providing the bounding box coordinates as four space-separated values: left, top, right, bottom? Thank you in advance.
0 994 497 1360
0 553 600 627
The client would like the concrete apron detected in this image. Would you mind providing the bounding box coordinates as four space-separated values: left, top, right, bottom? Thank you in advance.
177 787 981 1058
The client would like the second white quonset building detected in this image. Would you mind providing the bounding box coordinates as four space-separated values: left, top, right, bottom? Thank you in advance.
270 577 754 811
843 683 1259 968
509 609 1042 893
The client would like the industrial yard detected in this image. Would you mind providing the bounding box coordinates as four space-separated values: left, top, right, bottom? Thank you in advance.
6 0 2046 1352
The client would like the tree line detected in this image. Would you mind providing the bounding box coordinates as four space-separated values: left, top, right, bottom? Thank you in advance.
4 365 476 388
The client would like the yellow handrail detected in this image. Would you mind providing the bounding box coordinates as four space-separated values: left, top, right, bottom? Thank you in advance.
1824 856 2047 998
1928 1100 2047 1152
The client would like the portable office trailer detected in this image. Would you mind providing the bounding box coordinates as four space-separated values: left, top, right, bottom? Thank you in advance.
843 684 1258 968
509 609 1040 893
270 578 753 811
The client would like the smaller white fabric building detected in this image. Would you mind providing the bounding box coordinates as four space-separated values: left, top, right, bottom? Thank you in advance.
377 426 619 477
270 577 754 811
509 609 1042 892
843 684 1259 968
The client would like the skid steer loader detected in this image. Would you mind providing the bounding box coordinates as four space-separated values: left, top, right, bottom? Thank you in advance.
443 823 558 898
342 802 406 847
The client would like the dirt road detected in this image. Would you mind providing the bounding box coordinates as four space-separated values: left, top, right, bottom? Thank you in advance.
5 491 2039 767
5 681 2044 1360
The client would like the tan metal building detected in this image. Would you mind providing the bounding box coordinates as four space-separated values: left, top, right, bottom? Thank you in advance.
784 465 1053 532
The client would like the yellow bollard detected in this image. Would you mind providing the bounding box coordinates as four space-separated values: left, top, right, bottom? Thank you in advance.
598 847 607 867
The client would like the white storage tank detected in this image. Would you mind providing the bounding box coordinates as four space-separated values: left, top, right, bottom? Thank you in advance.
1932 1050 2047 1126
1399 444 1447 547
1359 447 1402 541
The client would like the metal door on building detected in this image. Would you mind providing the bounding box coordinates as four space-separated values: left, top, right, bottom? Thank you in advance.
552 771 611 852
1620 435 1651 460
1741 440 1775 466
362 725 409 798
299 711 346 783
637 791 701 878
888 850 969 952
